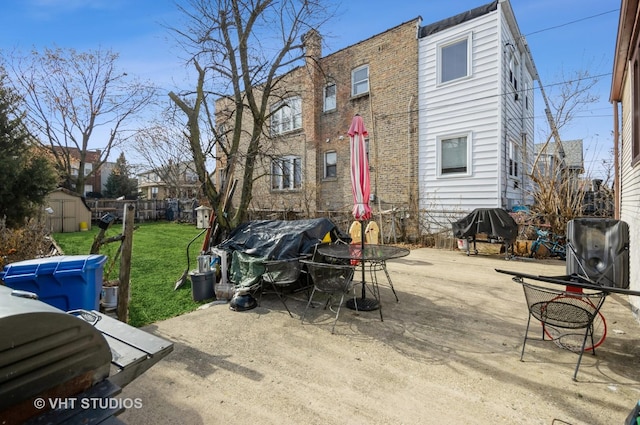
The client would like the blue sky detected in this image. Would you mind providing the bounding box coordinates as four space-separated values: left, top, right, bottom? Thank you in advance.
0 0 620 179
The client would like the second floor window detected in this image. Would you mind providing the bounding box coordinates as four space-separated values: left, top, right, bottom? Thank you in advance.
271 156 302 190
438 34 471 84
270 96 302 136
324 83 336 111
324 151 337 178
509 54 519 90
351 65 369 96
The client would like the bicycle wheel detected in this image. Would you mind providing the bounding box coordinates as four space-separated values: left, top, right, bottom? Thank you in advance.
529 240 539 258
542 296 607 353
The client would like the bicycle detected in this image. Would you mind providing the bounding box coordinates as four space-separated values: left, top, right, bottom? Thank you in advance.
529 228 566 259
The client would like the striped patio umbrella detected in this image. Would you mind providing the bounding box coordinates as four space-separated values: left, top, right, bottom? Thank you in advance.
348 114 372 221
347 114 379 311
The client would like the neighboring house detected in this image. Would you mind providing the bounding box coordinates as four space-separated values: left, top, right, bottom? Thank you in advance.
418 0 537 225
215 0 538 234
610 0 640 318
533 139 584 180
51 146 103 196
137 161 201 200
100 161 116 195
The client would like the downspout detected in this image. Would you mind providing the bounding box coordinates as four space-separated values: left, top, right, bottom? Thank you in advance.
613 101 620 219
502 44 510 207
407 94 414 210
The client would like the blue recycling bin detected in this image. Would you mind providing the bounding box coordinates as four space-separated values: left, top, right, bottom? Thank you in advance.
0 255 107 311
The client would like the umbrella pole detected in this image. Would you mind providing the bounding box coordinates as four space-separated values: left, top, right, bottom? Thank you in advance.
361 219 366 300
346 218 379 311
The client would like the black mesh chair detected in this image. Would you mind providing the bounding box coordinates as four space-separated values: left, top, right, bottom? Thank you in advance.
300 260 357 334
259 257 304 317
515 277 607 380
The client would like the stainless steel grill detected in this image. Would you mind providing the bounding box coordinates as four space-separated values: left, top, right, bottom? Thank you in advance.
0 285 173 424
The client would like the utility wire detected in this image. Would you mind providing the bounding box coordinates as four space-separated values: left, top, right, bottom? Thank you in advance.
524 9 619 37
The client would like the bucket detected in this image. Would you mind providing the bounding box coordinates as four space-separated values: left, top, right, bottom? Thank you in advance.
190 270 215 301
79 221 88 232
197 255 211 273
457 239 468 250
102 286 118 309
215 283 235 301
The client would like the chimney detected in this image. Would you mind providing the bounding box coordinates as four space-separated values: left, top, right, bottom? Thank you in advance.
302 29 322 65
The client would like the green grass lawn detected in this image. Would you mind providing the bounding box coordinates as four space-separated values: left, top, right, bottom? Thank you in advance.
54 221 210 327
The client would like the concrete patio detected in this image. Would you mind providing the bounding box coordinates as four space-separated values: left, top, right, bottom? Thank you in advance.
120 247 640 424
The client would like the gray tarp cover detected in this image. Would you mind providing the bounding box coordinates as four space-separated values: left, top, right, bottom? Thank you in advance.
218 218 345 289
217 218 345 260
452 208 518 242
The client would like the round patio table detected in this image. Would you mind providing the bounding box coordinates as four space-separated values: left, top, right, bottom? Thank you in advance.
317 244 410 312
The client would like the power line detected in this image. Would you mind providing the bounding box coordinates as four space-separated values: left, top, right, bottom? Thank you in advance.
524 9 620 37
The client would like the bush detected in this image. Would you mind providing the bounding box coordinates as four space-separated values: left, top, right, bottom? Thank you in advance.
0 219 56 269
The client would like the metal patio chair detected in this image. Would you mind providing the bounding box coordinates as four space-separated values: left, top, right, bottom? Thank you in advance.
259 257 304 317
515 277 607 381
300 260 357 334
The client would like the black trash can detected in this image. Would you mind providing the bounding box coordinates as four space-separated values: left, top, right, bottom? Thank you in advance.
189 270 215 301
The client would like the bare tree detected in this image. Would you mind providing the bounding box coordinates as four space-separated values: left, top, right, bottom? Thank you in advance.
530 69 601 235
133 107 206 199
2 47 157 195
168 0 332 241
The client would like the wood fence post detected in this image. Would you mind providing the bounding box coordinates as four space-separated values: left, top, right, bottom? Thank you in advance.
117 203 135 322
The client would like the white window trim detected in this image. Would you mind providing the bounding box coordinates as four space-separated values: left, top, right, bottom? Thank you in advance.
436 32 472 86
270 96 302 136
271 155 302 190
351 65 369 97
324 83 336 112
324 151 337 179
436 131 472 178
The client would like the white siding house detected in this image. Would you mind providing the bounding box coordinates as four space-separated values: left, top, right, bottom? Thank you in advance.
610 0 640 319
417 0 537 228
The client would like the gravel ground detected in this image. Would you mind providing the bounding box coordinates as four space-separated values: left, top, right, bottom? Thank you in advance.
119 247 640 425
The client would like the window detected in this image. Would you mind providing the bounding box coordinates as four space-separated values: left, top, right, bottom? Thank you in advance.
438 133 470 176
218 169 226 190
324 151 337 178
271 156 302 190
525 81 530 110
438 34 471 84
324 83 336 111
270 96 302 136
537 154 555 178
509 53 519 90
351 65 369 96
509 141 519 177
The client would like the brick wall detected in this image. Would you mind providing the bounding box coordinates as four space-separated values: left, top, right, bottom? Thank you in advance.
215 19 421 225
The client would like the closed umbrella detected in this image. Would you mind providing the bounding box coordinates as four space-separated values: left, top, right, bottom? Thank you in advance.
346 114 378 311
349 114 372 222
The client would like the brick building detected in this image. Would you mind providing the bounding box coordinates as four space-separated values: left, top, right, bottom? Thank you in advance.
215 19 421 218
50 146 103 196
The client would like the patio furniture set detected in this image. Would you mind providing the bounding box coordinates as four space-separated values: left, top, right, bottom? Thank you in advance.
205 216 409 333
